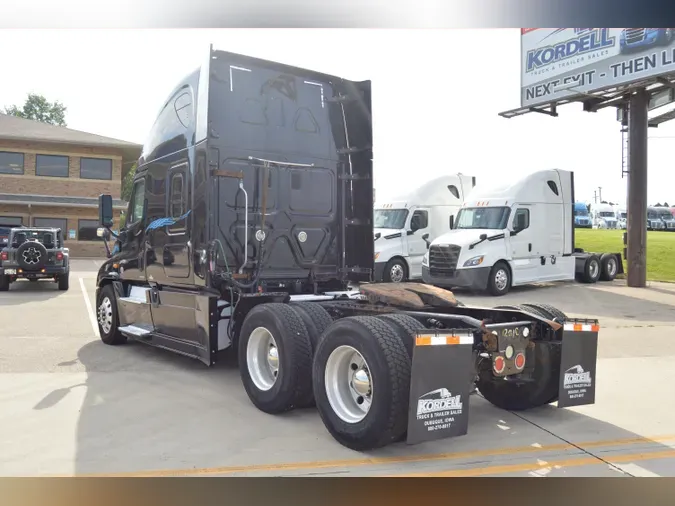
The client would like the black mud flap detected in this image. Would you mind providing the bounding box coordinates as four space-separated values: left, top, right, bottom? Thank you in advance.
405 329 475 445
557 319 600 408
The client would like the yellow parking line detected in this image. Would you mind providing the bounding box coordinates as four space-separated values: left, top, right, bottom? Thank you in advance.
389 449 675 477
68 434 675 477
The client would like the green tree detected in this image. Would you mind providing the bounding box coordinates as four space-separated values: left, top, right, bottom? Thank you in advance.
4 93 67 126
121 163 136 201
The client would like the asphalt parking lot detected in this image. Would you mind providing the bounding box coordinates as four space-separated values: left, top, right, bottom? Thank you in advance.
1 259 674 477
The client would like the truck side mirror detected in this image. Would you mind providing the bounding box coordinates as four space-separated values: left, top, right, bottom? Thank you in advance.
422 233 430 249
99 194 114 228
449 215 454 229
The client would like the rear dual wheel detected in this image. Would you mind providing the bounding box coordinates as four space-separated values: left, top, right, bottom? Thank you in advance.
238 303 417 451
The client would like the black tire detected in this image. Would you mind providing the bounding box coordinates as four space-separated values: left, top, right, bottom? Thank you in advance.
376 313 425 359
599 254 619 282
58 272 69 291
16 241 48 270
476 340 561 411
288 302 334 408
289 302 334 351
238 303 314 414
520 303 567 323
495 304 549 320
487 261 511 296
383 258 407 283
97 284 127 345
580 255 601 283
312 316 411 451
0 275 9 291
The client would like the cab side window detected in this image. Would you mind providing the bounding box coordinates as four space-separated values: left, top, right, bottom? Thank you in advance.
411 210 429 231
167 166 187 234
512 208 530 232
128 179 146 225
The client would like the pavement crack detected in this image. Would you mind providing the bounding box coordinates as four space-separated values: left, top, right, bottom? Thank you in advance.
506 409 634 477
474 392 634 477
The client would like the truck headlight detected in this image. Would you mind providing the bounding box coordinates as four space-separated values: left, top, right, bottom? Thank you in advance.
422 252 429 266
463 255 484 267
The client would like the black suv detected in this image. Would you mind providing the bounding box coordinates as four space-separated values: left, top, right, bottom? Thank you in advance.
0 227 70 291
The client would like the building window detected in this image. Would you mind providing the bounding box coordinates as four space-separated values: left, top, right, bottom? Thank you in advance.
36 154 69 177
33 217 68 237
78 219 100 241
0 216 23 226
80 157 113 180
0 151 25 175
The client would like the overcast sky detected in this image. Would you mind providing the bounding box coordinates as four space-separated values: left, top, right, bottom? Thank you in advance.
2 28 675 206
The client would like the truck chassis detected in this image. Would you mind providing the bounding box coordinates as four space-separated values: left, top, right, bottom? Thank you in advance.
96 279 599 451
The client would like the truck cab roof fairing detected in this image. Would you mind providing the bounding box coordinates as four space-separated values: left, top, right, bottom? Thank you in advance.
138 67 201 167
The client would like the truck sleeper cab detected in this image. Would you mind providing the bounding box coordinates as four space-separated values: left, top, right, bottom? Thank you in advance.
94 47 601 452
373 174 476 284
421 169 623 296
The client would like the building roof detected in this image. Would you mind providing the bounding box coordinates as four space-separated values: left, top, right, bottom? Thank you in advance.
0 193 127 210
0 113 142 167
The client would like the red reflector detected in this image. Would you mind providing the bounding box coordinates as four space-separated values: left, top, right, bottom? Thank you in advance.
56 252 63 260
514 353 525 369
0 252 7 261
493 355 505 374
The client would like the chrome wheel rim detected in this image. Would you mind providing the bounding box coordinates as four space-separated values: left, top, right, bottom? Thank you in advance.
97 297 113 335
607 258 617 276
390 264 404 283
495 269 508 291
325 345 373 423
590 260 599 279
247 327 280 391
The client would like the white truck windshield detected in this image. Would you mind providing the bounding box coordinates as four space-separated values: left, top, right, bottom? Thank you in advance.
374 209 408 229
455 206 510 230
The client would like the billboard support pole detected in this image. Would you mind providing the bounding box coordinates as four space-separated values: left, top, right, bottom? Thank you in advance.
626 88 649 288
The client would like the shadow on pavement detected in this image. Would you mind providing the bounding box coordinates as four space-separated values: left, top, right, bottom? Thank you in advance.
34 335 672 477
0 279 66 304
454 281 675 323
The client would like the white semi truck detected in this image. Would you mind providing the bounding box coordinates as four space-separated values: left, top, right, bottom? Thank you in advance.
590 203 618 229
421 169 623 296
373 174 476 283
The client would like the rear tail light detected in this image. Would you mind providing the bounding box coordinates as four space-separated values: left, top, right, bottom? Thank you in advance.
0 251 7 261
514 352 526 370
56 252 64 261
493 355 506 374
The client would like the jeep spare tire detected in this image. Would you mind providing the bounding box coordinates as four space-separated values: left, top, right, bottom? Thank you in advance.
17 241 48 270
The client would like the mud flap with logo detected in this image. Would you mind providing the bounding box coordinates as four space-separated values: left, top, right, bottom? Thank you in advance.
557 319 600 408
405 329 475 445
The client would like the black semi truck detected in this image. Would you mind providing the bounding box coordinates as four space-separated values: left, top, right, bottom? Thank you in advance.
94 46 600 451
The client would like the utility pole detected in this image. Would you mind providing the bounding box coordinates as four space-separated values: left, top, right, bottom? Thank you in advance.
598 186 603 202
626 89 648 288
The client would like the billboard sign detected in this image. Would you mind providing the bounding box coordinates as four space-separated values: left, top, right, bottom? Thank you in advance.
521 28 675 108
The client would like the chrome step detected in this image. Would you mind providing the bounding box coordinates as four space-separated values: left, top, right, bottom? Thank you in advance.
119 323 154 337
119 286 152 305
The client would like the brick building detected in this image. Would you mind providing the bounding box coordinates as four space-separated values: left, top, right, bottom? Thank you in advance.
0 114 142 256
